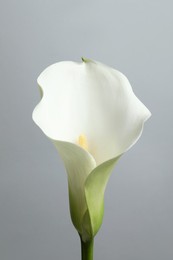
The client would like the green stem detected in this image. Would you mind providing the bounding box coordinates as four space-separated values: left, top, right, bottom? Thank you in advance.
80 236 94 260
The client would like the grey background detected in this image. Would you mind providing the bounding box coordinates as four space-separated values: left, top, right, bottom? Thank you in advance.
0 0 172 259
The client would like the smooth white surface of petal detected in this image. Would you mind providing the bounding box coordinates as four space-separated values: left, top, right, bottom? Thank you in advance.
33 59 151 165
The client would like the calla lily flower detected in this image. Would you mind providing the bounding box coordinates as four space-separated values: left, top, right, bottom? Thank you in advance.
32 58 151 244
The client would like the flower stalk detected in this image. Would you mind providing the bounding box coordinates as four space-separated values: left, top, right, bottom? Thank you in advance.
80 236 94 260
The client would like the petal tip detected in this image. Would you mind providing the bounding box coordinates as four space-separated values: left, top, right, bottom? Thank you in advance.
144 108 152 122
81 57 93 63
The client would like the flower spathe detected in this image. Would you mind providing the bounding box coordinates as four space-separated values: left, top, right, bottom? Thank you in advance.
32 58 151 242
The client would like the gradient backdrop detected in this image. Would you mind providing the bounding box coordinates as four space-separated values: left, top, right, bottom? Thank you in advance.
0 0 172 259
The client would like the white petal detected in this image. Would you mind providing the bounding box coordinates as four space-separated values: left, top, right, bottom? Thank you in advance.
32 59 151 165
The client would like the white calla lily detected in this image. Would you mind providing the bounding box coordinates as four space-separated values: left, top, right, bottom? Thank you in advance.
32 58 151 242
